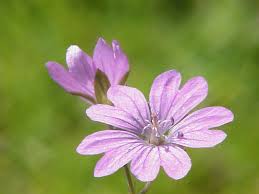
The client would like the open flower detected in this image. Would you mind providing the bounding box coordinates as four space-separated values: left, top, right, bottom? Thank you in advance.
46 38 129 104
77 70 234 182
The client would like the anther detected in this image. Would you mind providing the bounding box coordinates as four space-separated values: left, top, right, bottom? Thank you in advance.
171 117 175 125
177 131 184 138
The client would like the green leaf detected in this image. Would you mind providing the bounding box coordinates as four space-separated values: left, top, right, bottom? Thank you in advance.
119 71 130 85
94 69 112 104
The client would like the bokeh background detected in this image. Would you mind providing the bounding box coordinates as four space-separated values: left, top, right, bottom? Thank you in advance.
1 0 259 194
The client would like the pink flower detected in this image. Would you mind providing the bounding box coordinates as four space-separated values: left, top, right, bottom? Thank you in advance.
77 70 234 182
46 38 129 104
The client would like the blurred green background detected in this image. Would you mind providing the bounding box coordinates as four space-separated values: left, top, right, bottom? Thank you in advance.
1 0 259 194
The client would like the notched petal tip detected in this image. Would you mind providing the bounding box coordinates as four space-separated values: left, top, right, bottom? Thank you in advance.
153 69 181 80
112 40 120 50
192 76 208 88
225 108 234 122
66 45 85 67
212 106 235 123
45 61 66 76
203 130 228 148
187 76 208 88
216 130 227 145
164 69 181 75
94 168 105 177
66 45 81 57
45 61 52 68
45 61 59 69
97 37 107 45
112 39 119 44
67 44 80 51
94 37 111 57
159 146 192 180
134 174 158 182
76 144 85 155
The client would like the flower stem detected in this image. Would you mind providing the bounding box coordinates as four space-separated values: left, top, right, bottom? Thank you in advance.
123 165 135 194
139 182 152 194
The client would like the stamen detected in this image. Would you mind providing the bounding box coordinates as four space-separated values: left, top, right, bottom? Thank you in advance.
145 119 151 124
142 124 151 135
151 112 159 128
142 110 171 145
159 119 170 125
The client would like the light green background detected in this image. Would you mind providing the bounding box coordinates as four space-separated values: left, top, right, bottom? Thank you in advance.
1 0 258 194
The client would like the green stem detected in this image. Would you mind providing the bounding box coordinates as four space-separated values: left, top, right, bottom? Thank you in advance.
123 165 136 194
139 182 152 194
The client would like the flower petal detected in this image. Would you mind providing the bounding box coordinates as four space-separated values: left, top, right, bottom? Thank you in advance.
93 38 114 83
94 142 145 177
86 104 143 133
76 130 141 155
171 106 234 133
169 107 233 148
46 61 94 98
159 145 191 180
66 45 96 91
167 76 208 123
149 70 181 120
171 129 227 148
112 40 129 84
93 38 129 85
108 86 150 128
130 146 160 182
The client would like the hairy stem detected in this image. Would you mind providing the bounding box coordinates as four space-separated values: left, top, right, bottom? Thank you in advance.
139 182 152 194
124 165 135 194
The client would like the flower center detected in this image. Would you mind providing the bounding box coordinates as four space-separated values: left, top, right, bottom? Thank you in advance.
142 112 173 146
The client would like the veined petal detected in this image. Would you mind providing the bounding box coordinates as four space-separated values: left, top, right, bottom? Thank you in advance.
171 106 234 133
86 104 143 133
93 38 115 84
46 61 94 98
108 86 150 128
93 38 129 85
66 45 96 91
149 70 181 120
94 142 145 177
112 40 129 84
159 145 191 180
130 146 160 182
171 129 227 148
76 130 141 155
167 76 208 123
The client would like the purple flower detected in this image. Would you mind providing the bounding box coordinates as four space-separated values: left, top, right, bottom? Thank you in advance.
46 38 129 104
77 70 234 182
